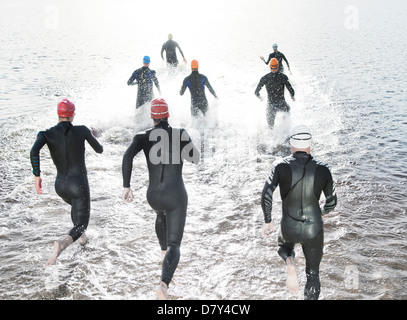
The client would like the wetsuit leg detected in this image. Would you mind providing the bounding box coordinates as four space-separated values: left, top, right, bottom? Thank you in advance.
278 243 296 262
155 211 167 251
161 204 187 286
278 220 295 261
136 91 152 109
191 100 208 117
301 227 324 300
266 104 277 128
55 176 90 242
69 195 90 241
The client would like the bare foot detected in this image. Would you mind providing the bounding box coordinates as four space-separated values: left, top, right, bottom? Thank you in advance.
78 233 88 246
46 241 61 266
46 235 73 267
156 281 168 300
286 257 299 295
160 250 167 264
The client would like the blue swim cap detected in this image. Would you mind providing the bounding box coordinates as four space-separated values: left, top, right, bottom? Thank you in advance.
143 56 150 64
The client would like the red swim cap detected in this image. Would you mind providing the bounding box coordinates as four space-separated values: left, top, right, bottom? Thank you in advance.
151 98 170 119
57 99 76 117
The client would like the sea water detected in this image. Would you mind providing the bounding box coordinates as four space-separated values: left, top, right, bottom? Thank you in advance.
0 0 406 299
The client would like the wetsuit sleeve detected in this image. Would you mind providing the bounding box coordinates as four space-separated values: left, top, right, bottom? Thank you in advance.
264 53 273 65
322 168 337 215
161 42 166 59
261 161 280 223
205 76 217 98
284 76 295 98
180 129 200 164
127 71 137 86
122 135 144 188
30 132 47 177
180 78 187 95
255 76 266 98
175 42 185 59
84 127 103 154
281 53 290 69
152 71 161 92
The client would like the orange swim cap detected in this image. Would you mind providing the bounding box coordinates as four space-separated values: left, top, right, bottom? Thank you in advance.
269 58 279 69
191 59 199 70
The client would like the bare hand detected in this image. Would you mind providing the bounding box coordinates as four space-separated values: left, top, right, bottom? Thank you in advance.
122 188 134 203
35 176 42 194
262 222 275 237
260 56 265 61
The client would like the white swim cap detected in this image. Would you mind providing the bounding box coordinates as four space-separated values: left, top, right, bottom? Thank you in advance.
290 125 312 149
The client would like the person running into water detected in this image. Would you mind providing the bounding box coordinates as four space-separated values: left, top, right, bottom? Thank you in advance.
30 99 103 266
122 98 200 300
180 59 218 118
260 43 291 74
255 58 295 129
161 34 187 68
127 56 161 109
261 125 337 299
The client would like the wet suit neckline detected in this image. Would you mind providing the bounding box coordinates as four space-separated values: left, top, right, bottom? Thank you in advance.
58 121 73 135
154 121 170 129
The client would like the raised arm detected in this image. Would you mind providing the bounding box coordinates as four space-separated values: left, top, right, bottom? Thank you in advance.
85 127 103 153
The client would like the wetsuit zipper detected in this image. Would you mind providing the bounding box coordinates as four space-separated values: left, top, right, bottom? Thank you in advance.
63 123 71 177
284 156 311 223
300 157 311 222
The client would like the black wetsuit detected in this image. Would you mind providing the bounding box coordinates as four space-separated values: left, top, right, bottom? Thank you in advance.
122 121 199 286
180 71 217 117
261 151 337 300
127 66 160 108
255 71 295 128
161 39 185 67
264 51 290 73
30 121 103 241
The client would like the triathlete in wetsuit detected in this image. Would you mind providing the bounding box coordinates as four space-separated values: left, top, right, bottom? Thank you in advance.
261 43 291 74
180 60 217 117
122 98 199 300
261 125 337 300
255 58 295 128
161 34 186 67
30 99 103 266
127 56 161 109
